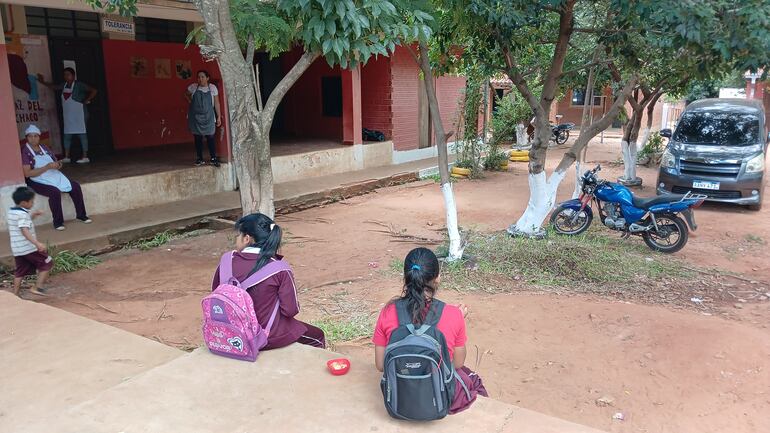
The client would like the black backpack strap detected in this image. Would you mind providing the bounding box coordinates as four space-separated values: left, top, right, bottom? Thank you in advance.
423 300 445 327
395 299 411 326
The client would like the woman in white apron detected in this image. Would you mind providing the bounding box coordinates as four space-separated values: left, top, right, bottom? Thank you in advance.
38 68 97 163
21 125 91 230
185 70 221 166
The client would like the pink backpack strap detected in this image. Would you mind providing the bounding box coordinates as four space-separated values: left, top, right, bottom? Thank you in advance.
218 251 236 285
265 301 280 336
239 259 292 290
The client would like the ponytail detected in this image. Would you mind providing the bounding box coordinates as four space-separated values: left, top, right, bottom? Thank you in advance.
399 247 440 325
233 213 283 275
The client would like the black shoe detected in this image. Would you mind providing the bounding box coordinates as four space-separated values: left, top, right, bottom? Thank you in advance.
210 157 220 167
194 159 205 166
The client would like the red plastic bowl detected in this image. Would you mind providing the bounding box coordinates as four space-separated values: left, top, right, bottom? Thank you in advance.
327 358 351 376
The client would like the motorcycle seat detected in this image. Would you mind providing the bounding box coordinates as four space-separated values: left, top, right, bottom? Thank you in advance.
555 123 575 130
632 193 687 209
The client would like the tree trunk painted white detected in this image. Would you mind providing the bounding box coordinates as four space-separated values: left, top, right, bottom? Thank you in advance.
416 42 463 261
572 161 582 199
509 170 567 236
441 183 464 259
620 140 638 181
515 123 528 148
638 127 651 149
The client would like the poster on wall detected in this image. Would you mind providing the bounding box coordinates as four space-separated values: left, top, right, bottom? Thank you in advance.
6 34 62 154
154 58 171 79
130 56 149 78
175 60 192 79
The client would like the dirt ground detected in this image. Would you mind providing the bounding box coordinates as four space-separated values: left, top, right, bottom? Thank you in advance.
8 138 770 433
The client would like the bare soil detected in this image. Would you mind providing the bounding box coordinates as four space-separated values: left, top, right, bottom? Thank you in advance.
5 138 770 433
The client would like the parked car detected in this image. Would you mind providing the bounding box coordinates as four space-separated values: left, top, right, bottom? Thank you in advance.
657 98 769 211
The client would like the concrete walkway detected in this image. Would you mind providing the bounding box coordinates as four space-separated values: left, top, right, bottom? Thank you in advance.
1 292 605 433
0 157 444 264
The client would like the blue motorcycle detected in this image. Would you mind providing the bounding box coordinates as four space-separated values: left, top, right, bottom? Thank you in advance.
550 165 707 253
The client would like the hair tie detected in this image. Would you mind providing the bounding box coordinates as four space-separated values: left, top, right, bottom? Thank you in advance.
269 223 275 231
410 264 421 271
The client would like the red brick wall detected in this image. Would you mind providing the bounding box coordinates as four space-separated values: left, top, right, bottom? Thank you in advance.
436 75 466 140
101 40 228 156
361 56 392 139
554 87 666 132
280 48 342 139
388 47 467 151
389 47 420 151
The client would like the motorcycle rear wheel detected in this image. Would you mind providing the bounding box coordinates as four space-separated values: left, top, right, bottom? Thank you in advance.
642 214 688 253
556 130 570 145
550 205 593 235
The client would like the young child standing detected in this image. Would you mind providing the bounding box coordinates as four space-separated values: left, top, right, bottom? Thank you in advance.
7 187 52 296
211 213 326 349
373 247 487 415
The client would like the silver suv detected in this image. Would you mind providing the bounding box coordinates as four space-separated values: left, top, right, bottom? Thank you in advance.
657 98 769 211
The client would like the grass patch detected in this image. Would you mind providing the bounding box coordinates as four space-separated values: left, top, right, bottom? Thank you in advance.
745 234 765 245
389 258 405 274
50 248 100 274
420 173 456 184
312 315 374 347
125 231 176 250
439 229 692 293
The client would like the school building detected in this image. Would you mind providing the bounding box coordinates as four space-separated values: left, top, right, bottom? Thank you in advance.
0 0 466 229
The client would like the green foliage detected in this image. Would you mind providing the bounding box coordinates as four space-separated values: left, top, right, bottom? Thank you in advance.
125 231 176 251
453 76 485 175
312 314 373 346
482 147 508 171
279 0 434 68
638 132 664 160
50 248 100 274
491 92 531 146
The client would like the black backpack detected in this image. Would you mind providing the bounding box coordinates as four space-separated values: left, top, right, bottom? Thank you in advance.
380 299 456 421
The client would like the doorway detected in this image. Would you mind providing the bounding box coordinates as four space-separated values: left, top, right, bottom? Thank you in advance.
49 38 113 158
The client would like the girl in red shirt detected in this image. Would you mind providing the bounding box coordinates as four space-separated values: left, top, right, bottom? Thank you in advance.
211 213 325 349
373 247 487 414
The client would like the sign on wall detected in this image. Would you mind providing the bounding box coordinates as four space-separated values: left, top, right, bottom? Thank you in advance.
102 16 135 35
5 34 62 154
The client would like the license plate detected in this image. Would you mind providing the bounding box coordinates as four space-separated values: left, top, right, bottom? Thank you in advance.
692 180 720 190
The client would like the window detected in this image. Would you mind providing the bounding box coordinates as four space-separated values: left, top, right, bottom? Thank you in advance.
673 111 760 146
321 76 343 117
135 17 188 43
571 89 602 106
25 7 101 39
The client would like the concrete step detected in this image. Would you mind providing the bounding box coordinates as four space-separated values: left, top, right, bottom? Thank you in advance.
0 157 444 266
1 291 605 433
0 291 183 430
20 346 607 433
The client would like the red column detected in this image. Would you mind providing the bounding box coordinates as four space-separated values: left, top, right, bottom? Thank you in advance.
342 66 362 145
0 43 25 187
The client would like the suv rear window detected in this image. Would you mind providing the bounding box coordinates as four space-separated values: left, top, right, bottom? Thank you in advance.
673 111 760 145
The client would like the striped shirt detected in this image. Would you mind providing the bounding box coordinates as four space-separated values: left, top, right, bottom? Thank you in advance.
7 207 37 256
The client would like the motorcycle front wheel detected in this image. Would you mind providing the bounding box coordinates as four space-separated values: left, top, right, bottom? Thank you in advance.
556 130 570 145
550 205 593 235
642 214 689 253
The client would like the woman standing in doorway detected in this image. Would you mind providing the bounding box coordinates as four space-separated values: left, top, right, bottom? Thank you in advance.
38 68 97 164
185 70 221 167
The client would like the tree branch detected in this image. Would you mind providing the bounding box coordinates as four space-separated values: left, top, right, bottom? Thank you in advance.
555 75 639 173
261 50 320 133
540 0 575 106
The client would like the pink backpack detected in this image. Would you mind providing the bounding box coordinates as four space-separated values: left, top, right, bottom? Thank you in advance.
202 251 291 362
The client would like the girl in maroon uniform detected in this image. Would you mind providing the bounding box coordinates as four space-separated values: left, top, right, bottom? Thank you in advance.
211 213 325 349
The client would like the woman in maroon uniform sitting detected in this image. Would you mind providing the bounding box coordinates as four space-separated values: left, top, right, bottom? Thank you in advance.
211 213 325 349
